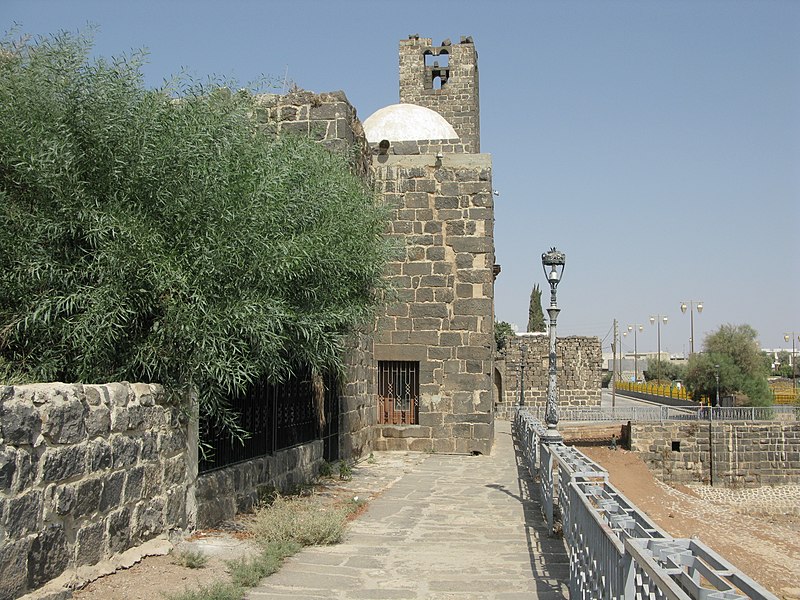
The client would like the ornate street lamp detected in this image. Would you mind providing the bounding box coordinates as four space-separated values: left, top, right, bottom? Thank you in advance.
518 343 527 406
624 324 645 382
680 301 703 355
541 247 565 443
649 315 668 381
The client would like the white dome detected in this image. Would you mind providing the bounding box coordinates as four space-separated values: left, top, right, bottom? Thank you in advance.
363 103 458 143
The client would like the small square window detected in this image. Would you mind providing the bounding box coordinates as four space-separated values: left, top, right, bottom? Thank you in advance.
378 361 419 425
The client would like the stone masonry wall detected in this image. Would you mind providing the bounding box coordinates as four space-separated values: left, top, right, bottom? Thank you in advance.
630 421 800 487
0 383 189 600
372 152 495 454
339 332 377 461
372 138 468 156
496 334 602 419
399 36 480 153
195 441 322 528
254 90 371 179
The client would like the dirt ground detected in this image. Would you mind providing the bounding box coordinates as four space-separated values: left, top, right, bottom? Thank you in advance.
68 448 800 600
582 445 800 600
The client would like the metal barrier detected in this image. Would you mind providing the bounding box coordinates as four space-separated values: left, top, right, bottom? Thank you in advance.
522 405 797 423
514 408 779 599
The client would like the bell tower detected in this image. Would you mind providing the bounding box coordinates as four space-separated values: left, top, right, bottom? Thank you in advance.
398 34 480 153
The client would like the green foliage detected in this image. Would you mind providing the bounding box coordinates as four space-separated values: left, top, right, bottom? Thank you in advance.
685 324 771 405
494 320 515 351
643 359 686 383
166 581 243 600
171 548 209 569
527 284 545 333
338 460 352 480
227 541 300 588
0 31 390 430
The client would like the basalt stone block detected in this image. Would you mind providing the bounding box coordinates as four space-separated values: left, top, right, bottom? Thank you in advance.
5 490 42 539
106 506 132 554
105 382 130 407
125 467 144 503
76 521 105 566
86 404 111 438
40 396 87 444
0 447 16 491
1 399 40 445
99 471 125 513
164 488 186 529
73 477 103 518
41 445 87 483
111 435 139 469
131 497 164 544
28 524 69 589
12 447 38 493
88 438 112 471
110 407 129 432
0 536 32 599
163 455 186 487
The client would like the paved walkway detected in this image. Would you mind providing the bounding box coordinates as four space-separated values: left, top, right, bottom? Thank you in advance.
247 420 569 599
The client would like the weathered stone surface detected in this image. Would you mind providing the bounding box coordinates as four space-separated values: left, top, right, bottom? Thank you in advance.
41 445 87 483
28 524 69 589
106 506 131 554
75 521 105 566
40 396 87 444
0 536 32 599
1 399 41 445
5 490 42 539
131 497 164 544
88 438 112 471
85 404 111 437
0 447 16 491
111 434 139 468
99 470 125 513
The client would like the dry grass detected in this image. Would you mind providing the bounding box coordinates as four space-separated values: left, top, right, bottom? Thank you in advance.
250 494 352 546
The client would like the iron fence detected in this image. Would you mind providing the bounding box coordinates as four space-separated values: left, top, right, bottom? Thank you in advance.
199 369 339 473
515 408 779 600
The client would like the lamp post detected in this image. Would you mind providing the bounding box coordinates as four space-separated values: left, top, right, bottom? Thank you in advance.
784 332 799 394
624 324 644 382
714 364 720 408
680 301 704 355
541 247 565 443
649 315 668 382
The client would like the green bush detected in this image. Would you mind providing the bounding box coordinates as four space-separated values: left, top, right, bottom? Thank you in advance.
0 31 390 431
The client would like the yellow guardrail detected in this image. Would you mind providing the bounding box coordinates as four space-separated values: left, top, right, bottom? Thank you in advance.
771 390 799 405
615 380 693 401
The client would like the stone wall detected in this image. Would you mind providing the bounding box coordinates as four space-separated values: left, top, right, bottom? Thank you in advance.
0 383 189 600
254 90 371 179
399 36 480 153
629 421 800 487
339 333 377 461
372 152 495 454
496 334 602 419
372 138 468 156
195 441 322 528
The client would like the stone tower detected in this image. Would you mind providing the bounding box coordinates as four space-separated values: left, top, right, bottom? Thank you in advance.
363 35 495 455
399 35 480 153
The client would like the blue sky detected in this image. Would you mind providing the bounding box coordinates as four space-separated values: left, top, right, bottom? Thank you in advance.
5 0 799 357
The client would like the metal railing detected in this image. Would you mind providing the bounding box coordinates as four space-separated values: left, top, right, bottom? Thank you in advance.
515 408 779 600
522 405 797 423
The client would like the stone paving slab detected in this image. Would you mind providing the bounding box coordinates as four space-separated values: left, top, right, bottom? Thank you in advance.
246 421 569 599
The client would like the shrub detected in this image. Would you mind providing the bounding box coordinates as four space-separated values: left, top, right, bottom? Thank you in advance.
0 30 390 431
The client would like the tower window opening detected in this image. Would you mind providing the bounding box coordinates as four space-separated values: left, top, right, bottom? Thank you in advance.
432 75 443 90
424 51 449 68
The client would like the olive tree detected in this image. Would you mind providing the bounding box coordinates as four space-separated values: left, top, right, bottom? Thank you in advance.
0 31 391 430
